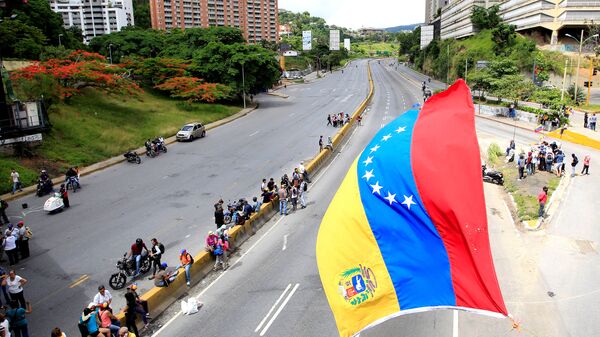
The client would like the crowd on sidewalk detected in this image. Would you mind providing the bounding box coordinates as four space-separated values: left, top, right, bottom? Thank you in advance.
583 112 598 131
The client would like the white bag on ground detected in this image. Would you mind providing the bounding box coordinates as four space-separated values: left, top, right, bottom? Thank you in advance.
181 297 200 315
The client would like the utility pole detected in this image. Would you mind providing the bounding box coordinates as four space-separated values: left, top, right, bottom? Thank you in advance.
587 57 594 106
464 58 468 85
446 44 450 88
575 29 584 104
561 58 568 101
241 62 246 109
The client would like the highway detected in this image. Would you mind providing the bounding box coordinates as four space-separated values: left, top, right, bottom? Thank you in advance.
146 61 600 337
10 61 370 336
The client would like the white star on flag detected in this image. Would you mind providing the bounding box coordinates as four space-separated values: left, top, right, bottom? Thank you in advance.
370 181 382 195
382 134 392 141
362 170 374 181
363 156 373 166
402 195 416 209
384 192 397 205
370 144 380 153
395 126 406 133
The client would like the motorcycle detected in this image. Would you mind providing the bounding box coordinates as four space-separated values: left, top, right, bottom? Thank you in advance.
36 179 53 197
109 252 151 290
124 151 141 164
44 192 65 213
153 137 167 154
66 176 80 193
482 165 504 185
145 142 157 158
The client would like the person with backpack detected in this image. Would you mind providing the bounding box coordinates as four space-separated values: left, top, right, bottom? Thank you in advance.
177 249 193 287
212 235 228 271
148 238 164 279
571 153 579 177
299 179 308 209
7 301 32 337
0 200 9 226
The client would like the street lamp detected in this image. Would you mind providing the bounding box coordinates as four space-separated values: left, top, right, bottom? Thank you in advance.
108 43 114 65
565 30 598 104
241 61 246 109
58 34 63 47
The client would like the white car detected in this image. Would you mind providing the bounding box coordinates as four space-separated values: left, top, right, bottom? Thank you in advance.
176 122 206 141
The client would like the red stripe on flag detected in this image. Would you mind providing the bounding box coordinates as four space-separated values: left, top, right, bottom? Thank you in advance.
410 80 508 315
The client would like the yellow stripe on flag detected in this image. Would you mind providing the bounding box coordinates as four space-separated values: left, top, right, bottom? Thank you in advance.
316 159 399 337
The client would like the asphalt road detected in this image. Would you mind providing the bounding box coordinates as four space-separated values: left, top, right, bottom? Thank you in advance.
148 61 600 337
10 60 371 336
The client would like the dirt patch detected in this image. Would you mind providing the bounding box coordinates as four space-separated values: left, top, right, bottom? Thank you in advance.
18 156 68 178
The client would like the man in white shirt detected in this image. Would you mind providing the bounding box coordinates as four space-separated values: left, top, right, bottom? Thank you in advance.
3 233 18 266
10 169 21 195
93 285 112 308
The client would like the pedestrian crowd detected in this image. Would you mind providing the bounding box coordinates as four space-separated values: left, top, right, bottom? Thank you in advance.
583 112 597 131
326 112 350 127
510 139 590 180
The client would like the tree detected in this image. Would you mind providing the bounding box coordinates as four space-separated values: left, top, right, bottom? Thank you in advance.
471 5 501 31
0 19 47 59
133 0 151 29
154 77 232 102
2 0 65 46
123 57 190 85
490 74 535 103
492 23 516 56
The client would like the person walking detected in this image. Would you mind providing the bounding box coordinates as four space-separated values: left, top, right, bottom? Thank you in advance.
16 222 29 260
582 154 591 175
3 270 26 308
517 154 526 180
318 136 323 153
538 186 548 218
10 169 22 195
590 113 597 131
149 238 164 279
571 153 579 177
278 186 287 216
326 114 332 126
59 184 69 208
4 231 18 266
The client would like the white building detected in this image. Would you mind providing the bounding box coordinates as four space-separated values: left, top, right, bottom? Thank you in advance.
49 0 134 43
440 0 500 40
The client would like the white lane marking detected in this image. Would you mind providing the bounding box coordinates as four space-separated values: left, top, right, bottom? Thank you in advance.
255 284 292 332
185 234 191 239
282 234 288 251
259 283 300 336
249 131 260 137
453 310 459 337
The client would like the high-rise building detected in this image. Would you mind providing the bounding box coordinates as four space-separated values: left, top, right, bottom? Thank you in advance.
150 0 279 43
440 0 499 40
425 0 448 24
49 0 134 43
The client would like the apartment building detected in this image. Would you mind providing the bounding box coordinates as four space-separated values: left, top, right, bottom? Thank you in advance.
425 0 448 24
49 0 134 43
436 0 600 45
150 0 278 43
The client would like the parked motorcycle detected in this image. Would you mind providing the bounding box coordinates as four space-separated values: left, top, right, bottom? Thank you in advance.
36 179 53 197
153 136 167 154
108 252 151 290
66 176 80 193
145 141 157 158
44 192 65 213
482 164 504 185
123 151 141 164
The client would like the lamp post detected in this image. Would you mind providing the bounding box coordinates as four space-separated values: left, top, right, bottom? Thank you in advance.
561 58 569 101
241 62 246 109
108 43 113 65
58 34 63 47
565 30 598 104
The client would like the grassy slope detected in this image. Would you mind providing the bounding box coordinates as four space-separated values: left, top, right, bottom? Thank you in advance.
0 89 240 193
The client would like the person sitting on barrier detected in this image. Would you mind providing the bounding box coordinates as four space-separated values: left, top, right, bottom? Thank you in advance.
153 263 178 288
252 196 262 213
325 137 333 151
177 249 194 287
242 200 254 220
98 302 120 336
205 231 219 253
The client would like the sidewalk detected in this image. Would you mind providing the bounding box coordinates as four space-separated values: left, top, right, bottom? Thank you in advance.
476 112 600 150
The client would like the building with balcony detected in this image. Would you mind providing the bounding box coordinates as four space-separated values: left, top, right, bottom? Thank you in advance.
440 0 500 40
49 0 134 43
150 0 279 43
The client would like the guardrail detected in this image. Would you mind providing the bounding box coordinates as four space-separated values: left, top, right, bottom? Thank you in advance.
114 61 375 330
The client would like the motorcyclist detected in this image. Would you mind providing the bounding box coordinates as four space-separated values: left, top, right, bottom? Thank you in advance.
40 169 49 182
127 238 149 277
65 167 79 186
144 139 153 155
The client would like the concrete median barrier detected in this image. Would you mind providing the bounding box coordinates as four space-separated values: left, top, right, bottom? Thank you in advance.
113 62 374 330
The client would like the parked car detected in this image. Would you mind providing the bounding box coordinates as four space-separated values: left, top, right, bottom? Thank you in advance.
176 122 206 141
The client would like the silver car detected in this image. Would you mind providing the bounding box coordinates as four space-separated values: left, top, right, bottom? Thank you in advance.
176 122 206 141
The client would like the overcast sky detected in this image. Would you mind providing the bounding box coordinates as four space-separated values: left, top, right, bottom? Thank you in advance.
278 0 425 29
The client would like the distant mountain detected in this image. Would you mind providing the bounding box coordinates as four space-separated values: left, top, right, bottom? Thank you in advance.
385 24 422 32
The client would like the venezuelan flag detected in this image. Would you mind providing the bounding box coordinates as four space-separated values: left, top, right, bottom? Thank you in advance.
316 80 507 337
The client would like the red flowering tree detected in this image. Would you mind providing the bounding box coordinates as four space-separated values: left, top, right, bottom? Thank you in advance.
10 50 142 100
155 77 232 103
121 57 190 86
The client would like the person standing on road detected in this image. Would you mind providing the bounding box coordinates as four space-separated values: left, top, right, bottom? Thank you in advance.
290 185 298 212
7 300 32 337
10 169 22 195
16 222 29 260
517 154 526 180
555 151 565 177
327 114 332 126
582 154 591 175
299 179 307 209
584 112 589 128
0 200 9 226
278 186 288 216
590 113 597 131
298 161 310 183
2 270 26 308
123 293 140 336
319 136 323 153
571 154 579 177
3 230 18 266
214 202 224 230
59 184 69 208
538 186 548 218
93 285 112 309
148 238 164 279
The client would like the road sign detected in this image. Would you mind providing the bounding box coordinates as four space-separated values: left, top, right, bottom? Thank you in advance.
302 31 312 51
344 38 351 51
283 51 299 57
0 133 42 145
330 30 340 51
420 25 434 50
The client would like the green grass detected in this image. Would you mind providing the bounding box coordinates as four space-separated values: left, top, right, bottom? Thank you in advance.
284 56 309 71
354 42 398 56
0 88 240 194
580 104 600 113
487 143 503 166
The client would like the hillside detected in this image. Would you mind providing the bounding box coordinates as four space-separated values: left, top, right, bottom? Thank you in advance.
385 24 421 32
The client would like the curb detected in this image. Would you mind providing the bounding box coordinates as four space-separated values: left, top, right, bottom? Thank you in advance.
1 104 259 202
522 173 571 231
266 92 290 99
114 62 375 330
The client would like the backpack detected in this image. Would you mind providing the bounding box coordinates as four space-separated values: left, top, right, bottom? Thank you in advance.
24 227 33 239
303 182 308 192
187 253 194 265
158 243 165 255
